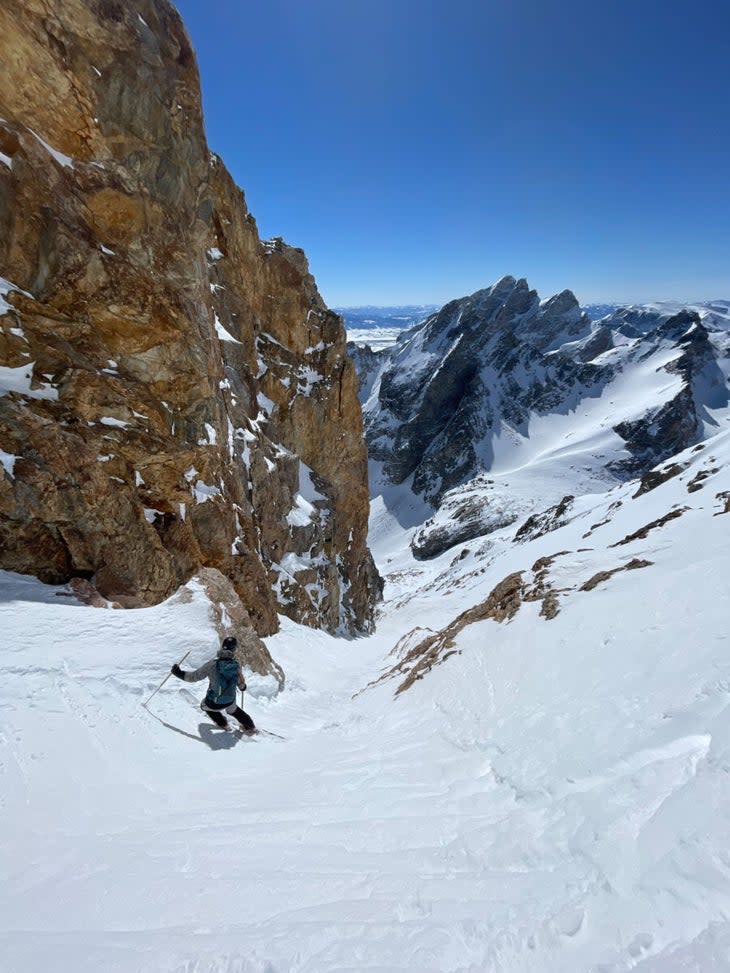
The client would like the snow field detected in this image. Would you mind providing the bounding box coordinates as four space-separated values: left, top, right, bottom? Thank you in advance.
1 432 730 971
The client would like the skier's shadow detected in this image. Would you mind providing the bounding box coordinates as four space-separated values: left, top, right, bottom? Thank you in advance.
144 708 241 750
197 722 241 751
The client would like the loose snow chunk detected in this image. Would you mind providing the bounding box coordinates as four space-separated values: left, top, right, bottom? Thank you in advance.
298 460 327 502
99 416 128 428
264 457 276 473
137 13 149 27
257 392 276 417
184 466 198 483
280 551 314 574
202 422 217 446
296 366 324 395
0 449 17 478
143 508 158 524
0 363 58 400
207 247 223 261
304 341 326 354
0 152 12 169
257 331 288 351
192 480 221 504
134 470 145 487
30 129 74 168
100 245 115 256
214 313 241 344
286 493 317 527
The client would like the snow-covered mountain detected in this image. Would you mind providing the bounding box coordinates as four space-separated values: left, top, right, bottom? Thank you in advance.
354 275 730 557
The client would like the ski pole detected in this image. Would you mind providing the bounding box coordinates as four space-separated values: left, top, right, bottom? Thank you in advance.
143 650 192 707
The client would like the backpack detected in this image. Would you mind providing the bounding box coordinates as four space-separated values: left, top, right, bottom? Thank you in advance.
206 658 239 707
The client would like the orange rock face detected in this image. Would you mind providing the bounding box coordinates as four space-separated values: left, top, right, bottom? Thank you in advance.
0 0 380 634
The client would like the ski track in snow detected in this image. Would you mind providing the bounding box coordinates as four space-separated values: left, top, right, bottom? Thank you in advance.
2 433 730 972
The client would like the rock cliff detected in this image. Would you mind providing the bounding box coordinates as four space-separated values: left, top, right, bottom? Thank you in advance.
0 0 379 635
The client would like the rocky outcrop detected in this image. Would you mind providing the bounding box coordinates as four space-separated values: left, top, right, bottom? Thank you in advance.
610 313 729 477
411 474 522 560
514 496 575 544
193 568 284 688
375 552 573 694
0 0 379 634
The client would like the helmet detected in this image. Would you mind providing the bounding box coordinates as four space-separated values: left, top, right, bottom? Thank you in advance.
221 636 238 651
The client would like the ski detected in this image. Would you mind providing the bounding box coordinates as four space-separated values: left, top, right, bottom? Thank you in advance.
177 687 283 738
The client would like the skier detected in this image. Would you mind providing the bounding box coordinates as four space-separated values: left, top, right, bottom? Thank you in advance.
170 636 256 733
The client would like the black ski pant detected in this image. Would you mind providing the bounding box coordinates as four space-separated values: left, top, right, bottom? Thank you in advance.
201 700 255 731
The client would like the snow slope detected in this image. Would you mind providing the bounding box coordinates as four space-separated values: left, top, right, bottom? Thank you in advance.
2 426 730 972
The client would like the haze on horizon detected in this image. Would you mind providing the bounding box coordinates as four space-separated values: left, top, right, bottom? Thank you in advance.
176 0 730 309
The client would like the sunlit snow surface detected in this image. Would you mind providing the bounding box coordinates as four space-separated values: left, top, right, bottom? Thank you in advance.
2 430 730 971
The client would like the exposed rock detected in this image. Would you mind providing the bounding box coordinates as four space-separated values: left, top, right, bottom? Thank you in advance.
715 491 730 515
514 496 575 543
0 0 379 635
686 467 719 493
612 387 699 478
346 342 387 401
380 570 526 695
196 568 284 688
63 577 119 609
611 313 729 477
377 551 574 695
579 558 653 592
633 462 687 498
372 541 656 695
576 325 613 362
523 551 571 620
411 474 522 560
609 508 688 547
581 501 623 539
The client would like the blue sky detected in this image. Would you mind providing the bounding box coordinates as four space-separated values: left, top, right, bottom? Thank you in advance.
175 0 729 307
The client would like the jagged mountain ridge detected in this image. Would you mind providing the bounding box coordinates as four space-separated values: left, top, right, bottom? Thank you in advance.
0 0 379 634
353 275 730 558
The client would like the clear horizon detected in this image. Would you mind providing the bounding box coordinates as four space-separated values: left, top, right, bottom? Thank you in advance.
331 293 730 311
175 0 730 308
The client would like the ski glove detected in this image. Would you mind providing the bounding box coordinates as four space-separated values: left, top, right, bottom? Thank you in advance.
171 664 184 679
